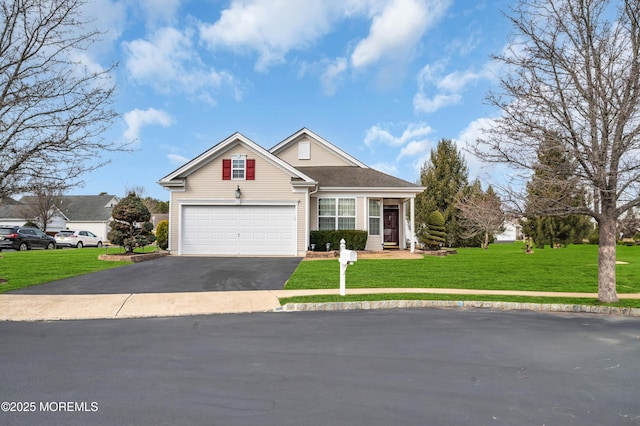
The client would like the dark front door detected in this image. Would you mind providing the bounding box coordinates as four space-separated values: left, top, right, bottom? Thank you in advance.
383 209 399 245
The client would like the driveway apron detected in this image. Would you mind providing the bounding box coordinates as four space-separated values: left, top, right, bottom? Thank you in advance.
10 256 303 295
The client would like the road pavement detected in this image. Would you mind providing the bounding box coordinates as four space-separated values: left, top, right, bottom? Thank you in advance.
0 309 638 425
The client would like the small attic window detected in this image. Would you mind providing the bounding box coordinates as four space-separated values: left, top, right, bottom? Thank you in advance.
298 141 310 160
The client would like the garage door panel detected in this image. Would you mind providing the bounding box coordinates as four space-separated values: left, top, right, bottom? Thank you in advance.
182 205 296 255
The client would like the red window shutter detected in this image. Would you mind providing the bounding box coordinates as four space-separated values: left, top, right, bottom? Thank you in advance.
222 159 231 180
246 159 255 180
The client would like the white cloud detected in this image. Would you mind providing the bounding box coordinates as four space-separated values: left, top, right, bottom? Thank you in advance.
320 57 348 96
123 27 239 102
123 108 175 142
455 116 497 181
167 153 190 165
351 0 450 69
80 0 127 54
198 0 450 77
370 162 398 176
199 0 341 72
413 92 461 113
413 59 498 114
137 0 181 27
365 122 433 147
397 139 432 159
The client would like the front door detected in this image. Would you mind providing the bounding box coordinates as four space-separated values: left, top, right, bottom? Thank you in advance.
383 209 399 245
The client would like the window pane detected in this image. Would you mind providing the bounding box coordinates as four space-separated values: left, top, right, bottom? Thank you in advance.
338 198 355 216
368 199 381 216
319 217 335 230
232 159 245 179
338 217 355 230
319 199 335 216
369 217 380 235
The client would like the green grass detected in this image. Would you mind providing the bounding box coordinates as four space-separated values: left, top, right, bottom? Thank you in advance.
0 246 158 293
285 243 640 294
279 293 640 308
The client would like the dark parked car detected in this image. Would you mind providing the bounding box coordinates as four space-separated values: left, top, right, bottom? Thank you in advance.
0 226 57 251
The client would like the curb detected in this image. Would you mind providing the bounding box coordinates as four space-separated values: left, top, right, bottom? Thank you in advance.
275 300 640 317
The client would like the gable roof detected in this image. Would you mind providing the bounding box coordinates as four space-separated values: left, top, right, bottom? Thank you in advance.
297 166 423 191
43 195 116 221
158 132 316 189
0 195 116 222
0 198 24 220
270 128 368 168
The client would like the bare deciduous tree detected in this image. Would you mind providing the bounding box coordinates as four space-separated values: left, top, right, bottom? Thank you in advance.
18 182 64 232
0 0 120 203
456 182 505 250
473 0 640 302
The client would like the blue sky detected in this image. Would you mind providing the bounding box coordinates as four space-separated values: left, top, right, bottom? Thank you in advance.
75 0 513 200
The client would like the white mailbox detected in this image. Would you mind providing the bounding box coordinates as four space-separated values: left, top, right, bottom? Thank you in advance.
339 249 357 265
338 239 357 296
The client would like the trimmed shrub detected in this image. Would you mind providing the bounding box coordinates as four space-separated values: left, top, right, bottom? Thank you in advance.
108 192 156 253
423 210 446 249
309 230 368 251
156 220 169 250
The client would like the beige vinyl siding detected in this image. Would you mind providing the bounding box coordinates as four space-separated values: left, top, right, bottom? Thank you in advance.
276 136 353 167
169 144 307 255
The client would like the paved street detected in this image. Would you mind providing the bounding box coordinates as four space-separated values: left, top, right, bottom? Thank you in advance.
1 309 639 425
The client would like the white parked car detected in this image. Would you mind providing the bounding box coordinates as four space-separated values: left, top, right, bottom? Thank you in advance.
54 230 103 248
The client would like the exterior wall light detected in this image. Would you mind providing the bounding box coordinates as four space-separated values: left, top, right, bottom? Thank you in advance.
235 185 241 199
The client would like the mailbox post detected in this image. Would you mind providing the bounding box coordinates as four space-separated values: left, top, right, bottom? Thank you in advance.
339 238 357 296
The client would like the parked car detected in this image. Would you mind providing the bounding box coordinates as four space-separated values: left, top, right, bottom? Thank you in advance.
54 230 103 248
0 226 57 251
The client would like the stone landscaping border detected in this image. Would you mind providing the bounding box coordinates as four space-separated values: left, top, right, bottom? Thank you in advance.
277 300 640 317
98 252 168 263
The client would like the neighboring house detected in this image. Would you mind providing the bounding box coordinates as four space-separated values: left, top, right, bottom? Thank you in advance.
495 220 523 243
0 198 34 227
0 195 117 240
151 214 169 229
158 128 424 256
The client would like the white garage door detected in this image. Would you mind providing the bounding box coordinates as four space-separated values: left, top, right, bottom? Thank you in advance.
181 205 296 255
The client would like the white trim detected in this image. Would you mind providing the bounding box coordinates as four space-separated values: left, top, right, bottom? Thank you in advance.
410 197 415 253
158 132 316 188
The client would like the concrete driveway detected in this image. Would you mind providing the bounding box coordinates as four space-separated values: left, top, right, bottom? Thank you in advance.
10 256 303 295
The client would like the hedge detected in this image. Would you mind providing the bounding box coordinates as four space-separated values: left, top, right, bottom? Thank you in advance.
309 230 368 251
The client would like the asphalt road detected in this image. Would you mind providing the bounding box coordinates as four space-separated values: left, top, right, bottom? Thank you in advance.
1 309 639 425
10 256 303 294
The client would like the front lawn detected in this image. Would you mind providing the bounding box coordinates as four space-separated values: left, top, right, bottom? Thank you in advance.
0 246 156 293
285 243 640 294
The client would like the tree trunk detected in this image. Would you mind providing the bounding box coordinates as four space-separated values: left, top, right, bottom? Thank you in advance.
483 231 489 250
598 214 618 303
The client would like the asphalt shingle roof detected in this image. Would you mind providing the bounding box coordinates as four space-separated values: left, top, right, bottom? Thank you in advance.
296 166 421 188
15 195 116 221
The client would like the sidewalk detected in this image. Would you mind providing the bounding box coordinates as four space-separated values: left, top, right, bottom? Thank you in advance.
1 288 639 321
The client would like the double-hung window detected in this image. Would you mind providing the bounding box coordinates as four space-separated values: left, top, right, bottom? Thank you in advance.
232 155 245 180
223 156 255 180
318 198 356 230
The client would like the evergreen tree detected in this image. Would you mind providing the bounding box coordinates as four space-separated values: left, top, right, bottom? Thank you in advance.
524 135 591 248
415 139 469 247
